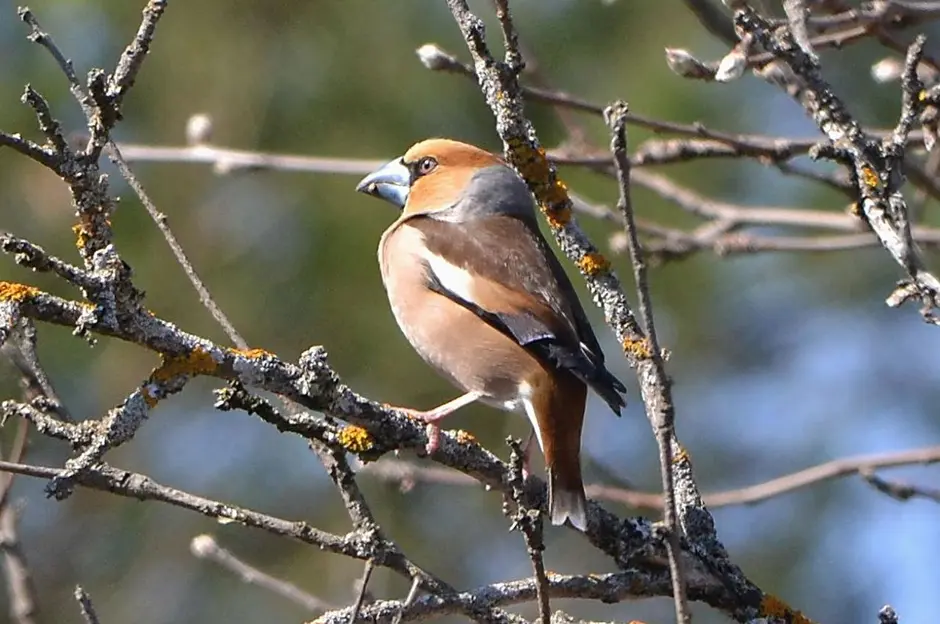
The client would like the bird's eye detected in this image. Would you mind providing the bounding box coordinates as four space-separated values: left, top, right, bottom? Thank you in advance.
416 156 438 176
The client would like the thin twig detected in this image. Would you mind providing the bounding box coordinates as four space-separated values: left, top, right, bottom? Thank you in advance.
594 445 940 509
362 445 940 511
606 102 689 624
0 459 411 574
106 143 249 349
505 439 550 624
390 576 422 624
103 140 940 263
348 560 375 624
0 424 35 624
74 586 101 624
0 506 37 624
861 471 940 503
190 534 333 613
0 322 42 624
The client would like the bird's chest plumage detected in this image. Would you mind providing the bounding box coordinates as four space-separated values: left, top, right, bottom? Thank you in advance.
378 220 540 409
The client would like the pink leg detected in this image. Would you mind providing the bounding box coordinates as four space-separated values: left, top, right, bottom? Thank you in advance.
390 391 483 454
522 429 538 481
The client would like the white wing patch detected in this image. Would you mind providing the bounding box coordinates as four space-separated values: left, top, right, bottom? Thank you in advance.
421 247 478 304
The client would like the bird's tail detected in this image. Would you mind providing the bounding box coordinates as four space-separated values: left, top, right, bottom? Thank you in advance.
548 465 587 531
587 367 627 416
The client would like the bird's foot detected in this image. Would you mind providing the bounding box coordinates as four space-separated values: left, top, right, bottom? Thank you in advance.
383 391 484 457
386 405 444 455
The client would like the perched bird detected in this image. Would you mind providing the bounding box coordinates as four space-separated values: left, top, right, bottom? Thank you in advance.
356 138 626 531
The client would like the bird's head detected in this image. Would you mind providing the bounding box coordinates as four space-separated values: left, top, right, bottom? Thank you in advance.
356 138 535 222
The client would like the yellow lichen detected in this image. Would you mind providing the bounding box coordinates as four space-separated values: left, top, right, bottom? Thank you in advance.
578 252 610 276
142 348 219 408
504 141 576 230
338 425 373 453
545 178 570 205
760 594 814 624
232 347 274 359
673 445 690 465
919 89 928 102
512 145 552 189
543 203 571 228
150 347 219 384
455 429 476 444
0 281 40 302
622 337 652 359
860 165 879 189
72 223 89 250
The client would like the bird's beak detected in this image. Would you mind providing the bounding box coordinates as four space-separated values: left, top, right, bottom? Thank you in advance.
356 158 411 208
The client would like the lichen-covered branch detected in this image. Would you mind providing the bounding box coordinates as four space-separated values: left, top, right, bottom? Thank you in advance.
735 7 940 323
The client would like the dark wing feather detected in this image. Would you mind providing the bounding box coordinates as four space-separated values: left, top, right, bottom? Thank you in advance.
415 215 626 414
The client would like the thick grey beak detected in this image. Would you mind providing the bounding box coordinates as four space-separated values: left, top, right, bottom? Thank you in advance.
355 158 411 208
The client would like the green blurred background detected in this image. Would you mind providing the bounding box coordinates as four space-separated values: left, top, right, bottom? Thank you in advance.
2 1 939 622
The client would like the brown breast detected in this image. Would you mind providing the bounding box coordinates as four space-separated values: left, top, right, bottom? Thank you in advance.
378 219 546 405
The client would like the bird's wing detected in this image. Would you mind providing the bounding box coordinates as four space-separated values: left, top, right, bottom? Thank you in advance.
411 214 626 414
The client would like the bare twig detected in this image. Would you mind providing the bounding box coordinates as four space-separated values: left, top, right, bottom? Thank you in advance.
106 143 249 349
861 471 940 503
117 141 383 175
0 131 57 169
97 140 940 265
0 458 417 576
505 438 550 624
0 321 44 624
74 586 101 624
594 445 940 509
0 422 35 624
348 560 375 624
0 505 37 624
605 102 689 624
783 0 818 62
391 577 422 624
190 534 333 613
0 234 97 298
363 445 940 511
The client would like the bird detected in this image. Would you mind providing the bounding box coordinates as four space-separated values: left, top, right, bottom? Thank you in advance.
355 138 626 531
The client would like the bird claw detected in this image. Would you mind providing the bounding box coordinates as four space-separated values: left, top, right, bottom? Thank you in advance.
425 423 442 455
387 406 442 455
385 392 483 456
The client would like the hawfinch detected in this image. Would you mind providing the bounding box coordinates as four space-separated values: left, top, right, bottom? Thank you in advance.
356 138 626 531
